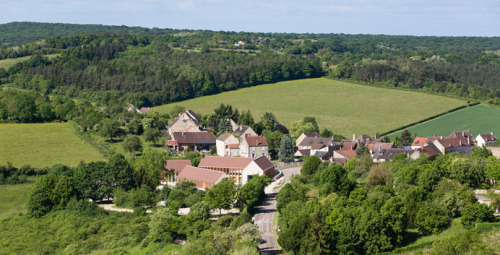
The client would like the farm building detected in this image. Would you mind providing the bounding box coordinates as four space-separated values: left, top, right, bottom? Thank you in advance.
164 160 192 183
176 166 226 189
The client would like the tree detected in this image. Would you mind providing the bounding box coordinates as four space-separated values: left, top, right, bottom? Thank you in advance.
98 118 122 141
122 135 143 157
260 112 279 131
133 148 167 189
366 164 393 189
205 178 236 215
148 207 178 243
289 117 320 138
320 128 333 138
189 201 211 221
470 145 493 159
170 105 185 117
262 129 283 159
278 135 294 161
461 203 495 229
415 202 451 235
217 118 232 134
398 130 413 146
301 156 322 176
144 127 162 145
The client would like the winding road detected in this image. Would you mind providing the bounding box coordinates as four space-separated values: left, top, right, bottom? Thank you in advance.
253 167 301 254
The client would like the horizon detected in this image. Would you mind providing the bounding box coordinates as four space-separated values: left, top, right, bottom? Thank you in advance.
1 0 499 37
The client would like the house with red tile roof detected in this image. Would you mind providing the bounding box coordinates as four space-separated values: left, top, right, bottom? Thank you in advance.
216 133 240 157
476 133 497 147
168 110 201 137
166 131 216 152
239 135 269 159
410 143 442 159
177 166 227 189
332 149 356 165
198 155 275 184
411 137 428 149
164 160 192 183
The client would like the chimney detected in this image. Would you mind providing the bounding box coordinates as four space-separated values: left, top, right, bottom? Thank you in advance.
353 133 356 141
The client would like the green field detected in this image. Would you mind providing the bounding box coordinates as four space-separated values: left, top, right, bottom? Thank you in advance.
390 104 500 138
0 53 60 70
154 78 467 137
0 123 105 168
0 183 33 219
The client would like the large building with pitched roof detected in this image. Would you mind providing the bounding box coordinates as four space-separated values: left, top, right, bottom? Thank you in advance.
166 131 216 152
198 155 275 184
168 110 201 137
176 166 227 189
164 160 192 183
239 135 269 159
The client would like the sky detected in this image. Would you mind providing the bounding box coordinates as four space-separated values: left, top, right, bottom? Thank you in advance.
1 0 499 36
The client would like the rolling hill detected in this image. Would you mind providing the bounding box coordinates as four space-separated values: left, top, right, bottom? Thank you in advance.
154 78 467 137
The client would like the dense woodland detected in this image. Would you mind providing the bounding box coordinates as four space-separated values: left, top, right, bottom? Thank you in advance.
1 22 499 109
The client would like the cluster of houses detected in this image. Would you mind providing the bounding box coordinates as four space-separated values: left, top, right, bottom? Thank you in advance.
294 131 498 165
125 104 151 114
161 109 498 189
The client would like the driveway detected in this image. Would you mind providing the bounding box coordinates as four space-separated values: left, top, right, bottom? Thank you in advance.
254 167 301 254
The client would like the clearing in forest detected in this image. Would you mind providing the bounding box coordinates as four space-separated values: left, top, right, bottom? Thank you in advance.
0 123 105 168
154 78 467 137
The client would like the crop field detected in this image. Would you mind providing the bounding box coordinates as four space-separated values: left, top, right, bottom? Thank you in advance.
0 183 33 219
390 104 500 138
0 123 105 168
0 53 60 70
154 78 466 137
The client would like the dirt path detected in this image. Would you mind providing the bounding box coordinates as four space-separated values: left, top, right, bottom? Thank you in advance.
254 167 301 254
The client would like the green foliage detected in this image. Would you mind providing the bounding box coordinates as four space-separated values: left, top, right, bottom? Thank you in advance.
205 178 236 215
114 185 157 208
262 129 283 159
122 135 143 156
278 135 294 161
289 116 320 138
415 202 452 235
301 156 322 176
461 203 496 229
238 175 270 213
133 148 167 190
429 231 496 255
98 118 122 141
143 127 162 144
148 207 178 243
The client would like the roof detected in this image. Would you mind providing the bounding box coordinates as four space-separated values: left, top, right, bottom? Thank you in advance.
199 156 253 169
448 131 474 139
478 133 497 142
435 137 473 148
294 149 311 157
126 104 134 110
186 110 200 122
234 125 256 136
165 140 179 146
228 144 239 149
311 144 326 150
419 143 442 157
253 156 274 171
138 107 150 114
374 148 414 160
244 135 269 147
303 132 319 137
217 133 233 141
342 142 357 150
333 158 348 166
165 160 192 173
172 132 216 144
335 149 356 159
178 166 226 184
373 143 395 150
412 137 428 146
298 136 335 147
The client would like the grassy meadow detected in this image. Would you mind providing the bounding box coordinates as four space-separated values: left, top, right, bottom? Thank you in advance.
0 123 105 168
0 183 33 219
390 104 500 138
154 78 467 137
0 53 60 70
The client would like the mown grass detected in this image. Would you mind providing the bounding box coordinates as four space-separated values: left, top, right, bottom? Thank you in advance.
0 183 33 219
0 123 105 168
0 53 60 70
154 78 466 137
390 104 500 138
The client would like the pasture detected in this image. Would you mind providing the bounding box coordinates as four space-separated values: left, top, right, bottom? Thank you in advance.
0 183 33 219
0 123 105 168
390 104 500 138
154 78 466 137
0 53 60 70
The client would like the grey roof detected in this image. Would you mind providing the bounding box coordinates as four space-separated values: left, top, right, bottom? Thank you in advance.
298 136 335 147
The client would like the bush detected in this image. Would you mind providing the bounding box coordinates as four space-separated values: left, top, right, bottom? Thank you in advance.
415 202 452 235
461 203 496 229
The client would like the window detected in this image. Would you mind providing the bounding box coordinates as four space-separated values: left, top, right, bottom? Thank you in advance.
252 153 255 158
252 147 255 151
262 153 266 156
226 145 228 149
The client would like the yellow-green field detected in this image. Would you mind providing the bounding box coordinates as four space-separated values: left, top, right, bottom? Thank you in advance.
0 123 105 168
0 53 60 70
154 78 467 137
0 183 33 219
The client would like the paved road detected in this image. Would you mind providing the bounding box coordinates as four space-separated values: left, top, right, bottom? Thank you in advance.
254 167 301 254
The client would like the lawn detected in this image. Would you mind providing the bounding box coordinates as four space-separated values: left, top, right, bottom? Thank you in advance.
0 183 33 219
390 104 500 138
0 53 60 70
154 78 466 137
0 123 105 168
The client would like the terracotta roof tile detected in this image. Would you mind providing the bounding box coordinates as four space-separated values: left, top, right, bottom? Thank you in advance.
178 166 226 184
199 156 253 168
245 135 268 147
165 160 192 173
336 149 356 159
228 144 239 149
412 137 428 146
298 137 335 147
478 133 497 142
172 132 216 144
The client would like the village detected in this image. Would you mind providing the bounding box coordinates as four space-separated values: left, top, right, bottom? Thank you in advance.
161 109 499 190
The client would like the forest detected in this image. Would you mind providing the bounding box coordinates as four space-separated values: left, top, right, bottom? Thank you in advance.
0 22 499 110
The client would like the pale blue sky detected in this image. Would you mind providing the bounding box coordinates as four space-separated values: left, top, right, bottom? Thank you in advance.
1 0 499 36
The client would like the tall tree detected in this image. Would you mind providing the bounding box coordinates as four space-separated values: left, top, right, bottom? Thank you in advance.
205 178 236 215
279 135 294 161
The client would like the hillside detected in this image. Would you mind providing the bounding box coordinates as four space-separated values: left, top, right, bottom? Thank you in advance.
390 104 500 138
154 78 467 137
0 123 105 167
